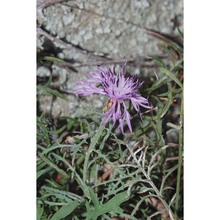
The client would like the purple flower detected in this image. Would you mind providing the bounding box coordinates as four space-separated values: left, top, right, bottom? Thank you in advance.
73 63 151 132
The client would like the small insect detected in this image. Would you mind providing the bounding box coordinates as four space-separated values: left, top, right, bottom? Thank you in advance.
103 98 114 113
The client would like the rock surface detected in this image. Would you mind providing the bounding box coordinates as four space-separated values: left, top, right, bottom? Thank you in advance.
37 0 183 117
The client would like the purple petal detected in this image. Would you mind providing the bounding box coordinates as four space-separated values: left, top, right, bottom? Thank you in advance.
122 102 132 132
72 63 152 133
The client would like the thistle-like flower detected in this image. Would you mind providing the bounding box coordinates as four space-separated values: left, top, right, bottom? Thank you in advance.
73 63 151 132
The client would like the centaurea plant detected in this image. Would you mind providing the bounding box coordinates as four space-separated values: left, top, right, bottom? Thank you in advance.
73 63 151 132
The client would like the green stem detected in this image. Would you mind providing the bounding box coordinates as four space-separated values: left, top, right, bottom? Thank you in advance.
83 123 105 183
174 92 183 219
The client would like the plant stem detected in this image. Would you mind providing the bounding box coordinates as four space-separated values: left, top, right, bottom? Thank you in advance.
174 92 183 219
141 167 175 220
83 123 105 183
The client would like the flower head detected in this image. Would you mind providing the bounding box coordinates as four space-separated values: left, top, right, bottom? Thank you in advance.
73 63 151 132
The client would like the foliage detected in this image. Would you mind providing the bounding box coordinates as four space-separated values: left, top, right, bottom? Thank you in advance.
37 30 183 220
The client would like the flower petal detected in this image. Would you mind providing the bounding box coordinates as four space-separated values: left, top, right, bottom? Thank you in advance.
72 63 152 133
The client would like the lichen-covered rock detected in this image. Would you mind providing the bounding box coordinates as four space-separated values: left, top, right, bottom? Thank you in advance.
37 0 183 117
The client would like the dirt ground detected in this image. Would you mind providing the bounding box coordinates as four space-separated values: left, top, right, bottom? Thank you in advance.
37 0 183 118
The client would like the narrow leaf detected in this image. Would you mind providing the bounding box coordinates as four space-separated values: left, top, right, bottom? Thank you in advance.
50 201 79 220
41 56 65 63
86 191 129 219
160 67 183 89
39 153 69 180
37 85 68 100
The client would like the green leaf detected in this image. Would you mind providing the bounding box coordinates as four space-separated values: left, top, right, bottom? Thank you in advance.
159 45 178 62
40 56 65 63
37 204 44 220
83 125 105 183
146 75 169 93
39 153 69 180
177 28 183 39
37 85 68 100
49 125 66 135
73 170 90 199
41 185 83 202
88 187 100 208
43 74 53 87
50 201 80 220
160 67 183 89
149 55 167 68
160 83 173 118
37 167 52 179
86 191 130 219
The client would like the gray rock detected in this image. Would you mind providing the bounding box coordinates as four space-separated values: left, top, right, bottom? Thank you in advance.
37 0 183 118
